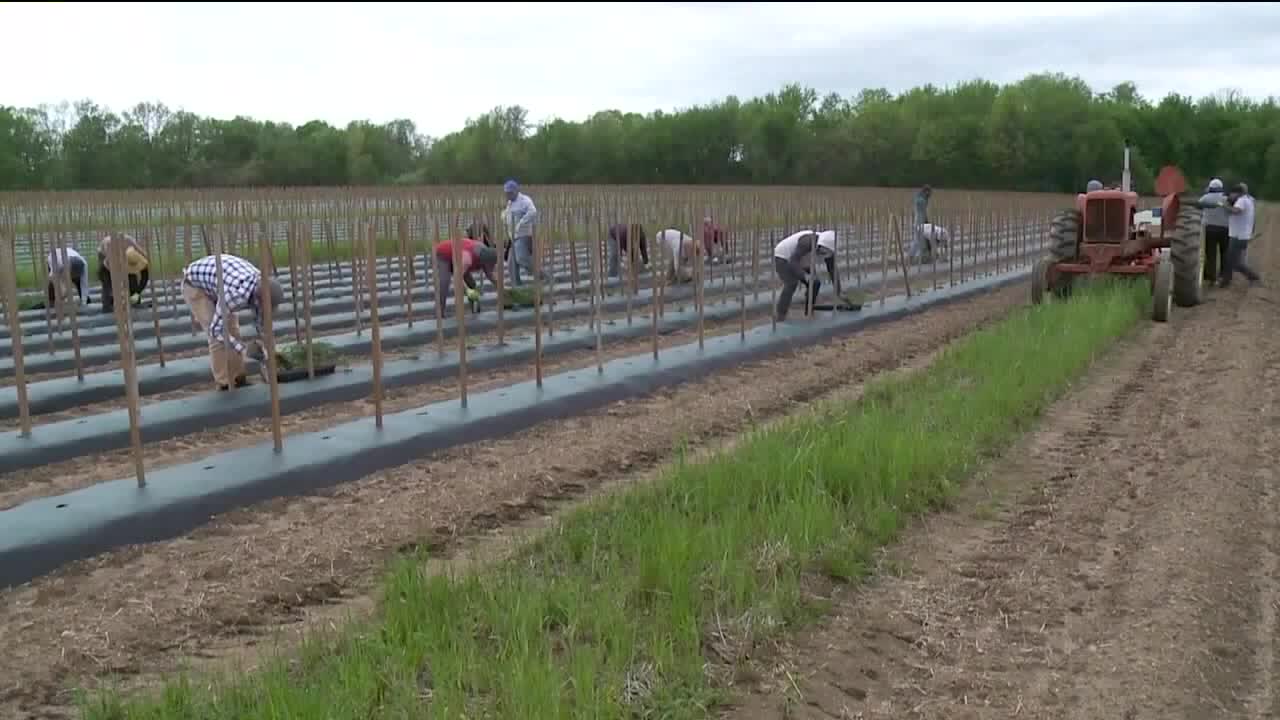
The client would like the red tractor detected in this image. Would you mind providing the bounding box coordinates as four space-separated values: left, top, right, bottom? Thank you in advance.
1032 146 1203 322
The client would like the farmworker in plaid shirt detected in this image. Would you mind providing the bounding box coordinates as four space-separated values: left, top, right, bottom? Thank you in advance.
181 254 285 391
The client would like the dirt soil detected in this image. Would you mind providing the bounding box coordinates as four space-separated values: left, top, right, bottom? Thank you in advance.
725 261 1280 716
0 277 1026 719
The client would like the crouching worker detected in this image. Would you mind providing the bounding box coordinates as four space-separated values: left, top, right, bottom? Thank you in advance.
97 233 150 313
607 223 649 278
912 223 950 264
46 246 91 306
656 227 723 283
181 254 284 391
773 230 840 321
433 234 499 314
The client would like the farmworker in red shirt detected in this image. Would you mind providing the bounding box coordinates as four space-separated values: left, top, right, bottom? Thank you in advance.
607 223 649 278
702 217 727 262
433 228 499 314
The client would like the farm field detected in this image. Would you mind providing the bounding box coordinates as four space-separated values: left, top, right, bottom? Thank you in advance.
0 185 1274 719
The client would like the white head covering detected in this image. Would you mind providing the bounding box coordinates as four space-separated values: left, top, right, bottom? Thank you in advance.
817 230 836 254
1208 177 1224 191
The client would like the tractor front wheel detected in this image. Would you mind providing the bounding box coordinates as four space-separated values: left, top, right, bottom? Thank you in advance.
1032 258 1049 305
1153 257 1174 323
1169 204 1204 307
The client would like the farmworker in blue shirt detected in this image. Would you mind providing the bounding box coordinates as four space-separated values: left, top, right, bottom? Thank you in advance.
908 184 933 260
502 180 547 287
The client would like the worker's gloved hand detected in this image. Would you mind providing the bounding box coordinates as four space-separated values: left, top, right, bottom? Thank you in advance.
243 340 266 362
465 288 481 303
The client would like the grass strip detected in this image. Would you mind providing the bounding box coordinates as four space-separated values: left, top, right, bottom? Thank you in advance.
80 280 1147 719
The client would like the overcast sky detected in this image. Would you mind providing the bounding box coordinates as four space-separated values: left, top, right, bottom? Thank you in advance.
6 1 1279 138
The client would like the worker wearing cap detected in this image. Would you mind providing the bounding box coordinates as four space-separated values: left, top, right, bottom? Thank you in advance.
773 229 840 321
914 185 932 226
1197 178 1230 283
96 233 150 313
1086 179 1104 192
45 246 91 306
607 223 649 278
501 180 545 286
1219 182 1261 289
181 254 285 390
433 232 499 315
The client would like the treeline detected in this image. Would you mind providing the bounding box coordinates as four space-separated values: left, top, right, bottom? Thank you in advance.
3 73 1278 197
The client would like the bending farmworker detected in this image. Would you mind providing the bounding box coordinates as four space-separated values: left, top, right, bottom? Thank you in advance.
773 229 840 321
180 254 285 391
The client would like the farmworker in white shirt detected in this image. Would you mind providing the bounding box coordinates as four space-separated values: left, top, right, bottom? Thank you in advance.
45 246 91 306
773 229 840 321
1219 182 1261 288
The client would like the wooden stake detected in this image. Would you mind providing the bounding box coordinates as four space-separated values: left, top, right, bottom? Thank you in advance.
0 234 32 438
351 219 363 337
432 213 445 356
286 221 302 343
491 211 505 346
531 222 545 388
770 228 778 332
146 229 166 367
569 220 579 305
108 237 145 487
544 226 555 338
591 211 604 374
451 219 469 407
212 233 233 388
879 213 889 307
696 219 706 348
398 215 413 329
625 221 634 326
298 220 315 378
58 229 84 381
367 222 385 428
257 221 283 453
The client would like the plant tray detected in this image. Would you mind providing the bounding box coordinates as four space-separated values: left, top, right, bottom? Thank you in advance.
277 364 337 383
811 302 863 312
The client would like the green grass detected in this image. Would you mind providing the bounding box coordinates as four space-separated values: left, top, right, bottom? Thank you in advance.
78 280 1147 720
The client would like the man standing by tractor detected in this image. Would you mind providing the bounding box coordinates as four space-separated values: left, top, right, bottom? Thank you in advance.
1196 178 1230 284
1219 182 1261 289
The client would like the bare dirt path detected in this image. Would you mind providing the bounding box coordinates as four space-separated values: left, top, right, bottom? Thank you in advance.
0 281 1026 719
726 269 1280 716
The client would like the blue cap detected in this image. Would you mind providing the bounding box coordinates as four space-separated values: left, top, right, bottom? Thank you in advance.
503 180 519 193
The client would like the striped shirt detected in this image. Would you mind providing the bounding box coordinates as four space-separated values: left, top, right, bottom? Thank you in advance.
183 254 263 354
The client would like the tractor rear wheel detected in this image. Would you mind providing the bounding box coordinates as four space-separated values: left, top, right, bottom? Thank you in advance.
1153 257 1174 323
1169 204 1204 307
1048 209 1080 262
